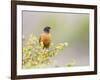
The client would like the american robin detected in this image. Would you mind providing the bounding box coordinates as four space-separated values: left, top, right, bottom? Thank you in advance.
39 27 51 49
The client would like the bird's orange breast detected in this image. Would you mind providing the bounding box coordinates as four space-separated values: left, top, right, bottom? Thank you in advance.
39 33 51 48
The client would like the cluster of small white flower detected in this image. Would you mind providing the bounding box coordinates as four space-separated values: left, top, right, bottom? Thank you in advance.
22 33 69 69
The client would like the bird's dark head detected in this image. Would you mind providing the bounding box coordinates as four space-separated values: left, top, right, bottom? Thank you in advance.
43 26 51 33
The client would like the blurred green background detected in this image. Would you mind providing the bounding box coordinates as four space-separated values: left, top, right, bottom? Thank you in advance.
22 11 89 67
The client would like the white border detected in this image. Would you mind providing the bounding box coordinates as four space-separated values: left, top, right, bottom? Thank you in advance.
17 5 94 75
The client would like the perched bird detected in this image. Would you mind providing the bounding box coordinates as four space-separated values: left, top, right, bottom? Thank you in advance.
39 26 52 49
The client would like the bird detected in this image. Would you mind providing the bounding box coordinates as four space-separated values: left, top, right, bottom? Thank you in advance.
39 26 52 49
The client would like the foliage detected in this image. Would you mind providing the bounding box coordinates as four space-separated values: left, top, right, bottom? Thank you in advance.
22 33 69 69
